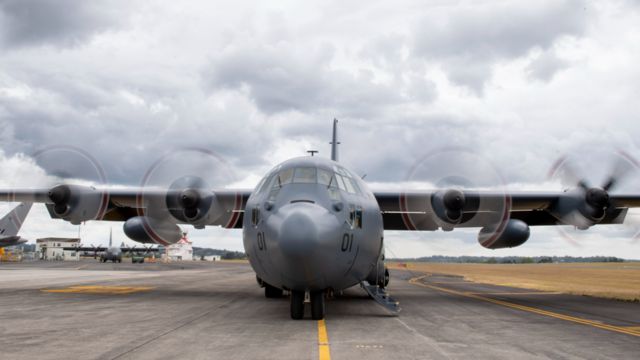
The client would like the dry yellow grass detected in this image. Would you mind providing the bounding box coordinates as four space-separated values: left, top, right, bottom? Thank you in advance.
388 262 640 301
217 259 250 264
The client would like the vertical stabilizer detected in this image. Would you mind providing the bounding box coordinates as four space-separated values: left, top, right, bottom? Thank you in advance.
109 227 113 247
0 203 32 237
330 118 340 162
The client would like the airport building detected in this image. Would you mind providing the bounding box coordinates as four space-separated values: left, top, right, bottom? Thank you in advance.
36 238 81 261
166 233 193 261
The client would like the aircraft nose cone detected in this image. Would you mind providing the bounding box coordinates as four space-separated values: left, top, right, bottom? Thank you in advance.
279 207 319 258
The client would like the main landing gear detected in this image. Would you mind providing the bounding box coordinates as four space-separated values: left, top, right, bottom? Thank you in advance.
290 290 325 320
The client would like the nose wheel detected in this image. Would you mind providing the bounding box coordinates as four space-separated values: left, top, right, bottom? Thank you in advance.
290 290 326 320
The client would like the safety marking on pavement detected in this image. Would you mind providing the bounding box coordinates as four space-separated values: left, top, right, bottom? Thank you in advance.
467 291 563 296
41 285 154 295
317 319 331 360
409 275 640 338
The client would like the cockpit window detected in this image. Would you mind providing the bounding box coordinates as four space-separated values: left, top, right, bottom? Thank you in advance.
317 169 332 186
335 174 348 191
273 168 294 188
293 167 317 183
257 165 364 197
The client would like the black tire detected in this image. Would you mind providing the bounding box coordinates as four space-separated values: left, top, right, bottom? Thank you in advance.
265 284 283 298
310 291 325 320
290 291 305 320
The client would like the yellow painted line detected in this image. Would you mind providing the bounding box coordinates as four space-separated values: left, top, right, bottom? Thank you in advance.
41 285 154 295
467 292 563 296
317 319 331 360
409 276 640 338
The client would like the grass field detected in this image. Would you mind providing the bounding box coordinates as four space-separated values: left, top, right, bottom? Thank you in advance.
388 262 640 302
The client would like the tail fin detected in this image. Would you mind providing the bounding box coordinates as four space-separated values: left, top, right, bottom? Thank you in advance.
109 227 113 247
0 203 32 237
330 118 340 162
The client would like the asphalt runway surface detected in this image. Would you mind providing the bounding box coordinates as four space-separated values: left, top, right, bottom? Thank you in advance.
0 260 638 359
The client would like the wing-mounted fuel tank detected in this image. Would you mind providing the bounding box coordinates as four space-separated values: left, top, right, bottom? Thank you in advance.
45 184 108 225
123 216 182 245
478 219 530 249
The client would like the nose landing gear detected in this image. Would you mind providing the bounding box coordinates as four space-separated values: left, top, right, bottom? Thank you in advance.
290 290 326 320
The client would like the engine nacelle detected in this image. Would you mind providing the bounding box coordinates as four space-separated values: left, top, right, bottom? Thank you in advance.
431 189 465 226
46 184 107 225
478 219 530 249
123 216 182 245
166 176 222 226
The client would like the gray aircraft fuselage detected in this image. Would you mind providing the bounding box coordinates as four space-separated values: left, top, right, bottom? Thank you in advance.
243 156 384 292
100 247 122 262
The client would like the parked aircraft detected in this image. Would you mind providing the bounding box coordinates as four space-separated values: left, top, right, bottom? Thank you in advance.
2 120 639 319
0 203 32 248
68 228 158 263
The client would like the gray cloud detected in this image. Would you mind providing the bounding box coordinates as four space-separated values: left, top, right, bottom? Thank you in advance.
204 39 435 116
0 0 127 48
1 0 640 256
526 49 570 82
413 0 587 93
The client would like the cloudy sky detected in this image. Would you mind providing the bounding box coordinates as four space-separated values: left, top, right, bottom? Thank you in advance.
2 0 640 258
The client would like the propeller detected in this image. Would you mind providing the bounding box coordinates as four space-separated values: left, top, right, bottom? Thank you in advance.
137 147 237 245
401 147 510 243
29 145 109 224
548 150 640 243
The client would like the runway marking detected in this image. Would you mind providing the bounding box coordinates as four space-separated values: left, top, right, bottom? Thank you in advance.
317 319 331 360
41 285 154 295
409 275 640 338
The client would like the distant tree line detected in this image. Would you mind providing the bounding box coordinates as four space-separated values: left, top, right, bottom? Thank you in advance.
388 255 628 264
192 247 246 260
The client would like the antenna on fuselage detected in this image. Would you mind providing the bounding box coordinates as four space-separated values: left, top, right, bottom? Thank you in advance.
307 150 319 157
330 118 340 162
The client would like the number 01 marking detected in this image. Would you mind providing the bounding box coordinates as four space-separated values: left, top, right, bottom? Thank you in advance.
257 231 267 251
341 233 354 252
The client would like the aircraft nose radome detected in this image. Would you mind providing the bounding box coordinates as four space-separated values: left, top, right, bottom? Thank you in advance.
278 207 319 258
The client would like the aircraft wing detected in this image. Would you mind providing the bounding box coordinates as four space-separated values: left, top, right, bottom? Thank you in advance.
0 188 251 229
63 247 160 252
374 191 640 231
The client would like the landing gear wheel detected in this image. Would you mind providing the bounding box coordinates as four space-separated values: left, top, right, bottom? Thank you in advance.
310 291 325 320
290 291 305 320
265 284 283 298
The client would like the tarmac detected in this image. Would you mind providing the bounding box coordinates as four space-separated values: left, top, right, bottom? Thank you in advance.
0 260 638 360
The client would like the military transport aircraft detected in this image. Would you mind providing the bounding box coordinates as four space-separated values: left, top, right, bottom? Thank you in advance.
0 203 32 248
67 228 159 263
1 120 640 320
